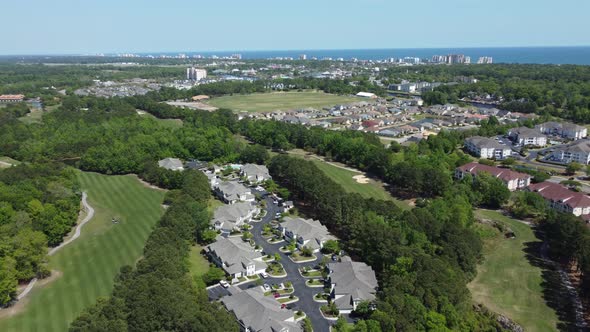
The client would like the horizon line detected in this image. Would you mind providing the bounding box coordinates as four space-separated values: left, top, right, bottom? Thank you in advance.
1 45 590 57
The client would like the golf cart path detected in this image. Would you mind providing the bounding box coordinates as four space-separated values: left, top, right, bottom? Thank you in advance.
17 192 94 300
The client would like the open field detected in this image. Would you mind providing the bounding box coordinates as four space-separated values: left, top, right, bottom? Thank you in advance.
0 172 165 332
287 150 411 210
207 91 360 113
136 110 183 128
468 210 559 332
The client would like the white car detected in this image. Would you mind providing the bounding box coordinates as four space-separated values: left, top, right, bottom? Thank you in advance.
219 280 230 288
262 283 271 292
261 271 269 278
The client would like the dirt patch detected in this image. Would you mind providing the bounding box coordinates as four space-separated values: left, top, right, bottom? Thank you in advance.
0 270 63 319
352 175 369 184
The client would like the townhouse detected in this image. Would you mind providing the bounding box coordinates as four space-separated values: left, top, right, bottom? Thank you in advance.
212 202 260 233
455 162 531 191
327 257 378 314
207 237 266 281
221 287 302 332
214 181 256 204
240 164 271 184
278 217 336 253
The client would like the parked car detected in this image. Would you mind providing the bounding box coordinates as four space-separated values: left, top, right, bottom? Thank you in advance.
219 280 230 288
261 271 269 278
274 292 280 298
262 283 271 292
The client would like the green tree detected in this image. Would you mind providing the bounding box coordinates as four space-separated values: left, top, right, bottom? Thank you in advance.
566 162 583 175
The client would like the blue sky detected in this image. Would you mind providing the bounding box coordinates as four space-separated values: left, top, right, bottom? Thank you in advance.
2 0 589 54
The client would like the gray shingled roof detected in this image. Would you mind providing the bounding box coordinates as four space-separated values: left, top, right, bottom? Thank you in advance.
212 202 258 231
281 217 336 250
207 237 265 275
465 136 506 150
328 256 377 310
216 181 253 202
158 158 183 170
241 164 271 181
221 287 301 332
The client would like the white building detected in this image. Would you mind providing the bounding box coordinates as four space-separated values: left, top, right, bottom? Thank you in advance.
508 127 547 147
464 136 512 160
550 140 590 164
535 121 588 140
186 67 207 81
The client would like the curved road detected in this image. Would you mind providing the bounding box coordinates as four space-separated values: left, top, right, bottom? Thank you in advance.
17 192 93 300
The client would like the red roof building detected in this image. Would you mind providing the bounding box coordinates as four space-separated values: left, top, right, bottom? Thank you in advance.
528 181 590 218
455 162 531 191
0 94 25 103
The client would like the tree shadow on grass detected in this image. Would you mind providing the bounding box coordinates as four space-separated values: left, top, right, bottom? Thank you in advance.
522 232 586 332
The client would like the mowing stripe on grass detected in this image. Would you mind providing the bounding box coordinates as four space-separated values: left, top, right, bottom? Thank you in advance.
0 172 165 332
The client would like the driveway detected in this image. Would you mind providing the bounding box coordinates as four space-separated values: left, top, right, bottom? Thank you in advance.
227 188 332 332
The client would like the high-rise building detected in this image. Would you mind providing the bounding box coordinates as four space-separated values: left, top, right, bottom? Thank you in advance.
299 54 307 60
465 56 471 64
477 56 493 64
186 67 207 81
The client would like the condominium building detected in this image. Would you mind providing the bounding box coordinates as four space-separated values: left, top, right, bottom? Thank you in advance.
507 127 547 147
455 162 531 191
535 121 588 140
528 182 590 218
549 140 590 164
464 136 512 160
186 67 207 81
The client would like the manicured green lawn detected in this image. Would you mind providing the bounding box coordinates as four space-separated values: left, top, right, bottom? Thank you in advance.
188 245 210 280
468 210 559 332
0 172 165 332
287 150 410 210
207 91 360 113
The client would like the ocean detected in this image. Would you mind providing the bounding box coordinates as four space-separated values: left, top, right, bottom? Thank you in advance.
139 46 590 65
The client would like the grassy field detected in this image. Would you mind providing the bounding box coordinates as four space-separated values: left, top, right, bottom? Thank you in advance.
207 91 360 113
137 110 183 128
0 172 165 332
287 150 411 210
188 245 210 280
0 156 21 168
468 210 559 332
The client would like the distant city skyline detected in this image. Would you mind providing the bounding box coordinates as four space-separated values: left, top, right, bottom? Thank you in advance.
1 0 589 55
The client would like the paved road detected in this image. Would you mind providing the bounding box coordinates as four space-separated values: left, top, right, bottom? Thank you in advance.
209 188 333 332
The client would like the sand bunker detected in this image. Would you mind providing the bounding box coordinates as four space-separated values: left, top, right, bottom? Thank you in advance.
353 175 369 184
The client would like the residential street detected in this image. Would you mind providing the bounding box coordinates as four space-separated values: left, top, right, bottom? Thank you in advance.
208 188 333 332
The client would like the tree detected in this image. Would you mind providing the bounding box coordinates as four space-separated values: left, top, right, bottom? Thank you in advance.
202 267 226 286
301 246 313 257
274 253 281 262
322 239 340 254
500 157 516 166
333 315 350 332
0 257 17 305
567 162 583 175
